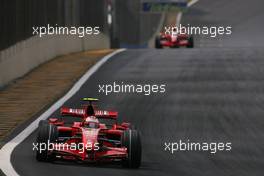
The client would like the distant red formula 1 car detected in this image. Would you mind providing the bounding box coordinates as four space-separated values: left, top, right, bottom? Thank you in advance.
35 98 141 168
155 31 194 48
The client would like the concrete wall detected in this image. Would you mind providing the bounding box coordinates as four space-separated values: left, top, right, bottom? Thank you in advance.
115 0 162 48
0 34 109 87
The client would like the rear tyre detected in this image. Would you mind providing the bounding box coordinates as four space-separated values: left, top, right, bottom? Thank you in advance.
155 36 162 49
121 130 142 168
187 36 194 48
36 120 58 162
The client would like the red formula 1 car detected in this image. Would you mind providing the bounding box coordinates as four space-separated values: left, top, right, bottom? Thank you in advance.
35 98 141 168
155 32 194 49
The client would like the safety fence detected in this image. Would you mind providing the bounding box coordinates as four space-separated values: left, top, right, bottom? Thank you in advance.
0 0 106 51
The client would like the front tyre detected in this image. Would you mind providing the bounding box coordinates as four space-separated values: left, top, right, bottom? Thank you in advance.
121 130 142 168
155 36 162 49
187 35 194 48
36 120 58 162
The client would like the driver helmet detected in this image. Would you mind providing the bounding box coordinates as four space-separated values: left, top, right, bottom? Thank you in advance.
84 116 99 128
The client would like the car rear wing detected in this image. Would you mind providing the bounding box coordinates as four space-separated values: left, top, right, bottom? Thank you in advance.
61 107 118 120
60 107 85 117
95 110 118 120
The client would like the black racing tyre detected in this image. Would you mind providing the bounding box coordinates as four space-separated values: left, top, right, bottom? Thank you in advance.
155 36 162 49
121 130 142 168
36 120 58 162
187 35 194 48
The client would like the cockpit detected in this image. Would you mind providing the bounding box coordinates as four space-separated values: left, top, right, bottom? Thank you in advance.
83 116 99 129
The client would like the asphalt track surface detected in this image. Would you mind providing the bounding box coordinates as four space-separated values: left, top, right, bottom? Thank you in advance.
11 0 264 175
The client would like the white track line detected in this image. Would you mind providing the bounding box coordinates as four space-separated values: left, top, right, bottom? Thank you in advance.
176 0 199 27
176 12 182 27
0 48 126 176
187 0 199 7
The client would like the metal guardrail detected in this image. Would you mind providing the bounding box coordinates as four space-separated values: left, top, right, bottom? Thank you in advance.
0 0 106 51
